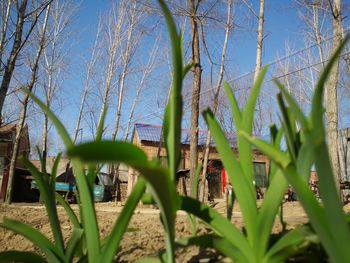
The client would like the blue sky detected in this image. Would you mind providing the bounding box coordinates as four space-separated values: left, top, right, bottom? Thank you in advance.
46 0 350 150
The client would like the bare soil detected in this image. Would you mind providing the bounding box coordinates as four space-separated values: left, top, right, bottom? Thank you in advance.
1 201 350 262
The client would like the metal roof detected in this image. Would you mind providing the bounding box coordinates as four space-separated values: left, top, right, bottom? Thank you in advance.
134 123 238 147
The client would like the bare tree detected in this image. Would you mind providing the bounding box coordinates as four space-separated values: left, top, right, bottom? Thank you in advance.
326 0 343 194
0 0 12 65
188 0 202 196
0 0 50 122
200 0 233 201
40 0 77 160
111 0 143 140
95 1 126 132
123 35 160 141
5 3 50 203
72 20 101 144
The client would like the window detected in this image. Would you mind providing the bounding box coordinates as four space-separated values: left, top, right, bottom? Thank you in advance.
254 162 267 188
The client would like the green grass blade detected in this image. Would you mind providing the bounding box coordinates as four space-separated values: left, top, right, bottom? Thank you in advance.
55 192 80 228
191 163 202 199
0 219 64 263
135 257 162 263
176 234 244 262
264 226 315 263
187 163 202 235
239 65 268 184
256 169 288 258
68 141 178 263
296 141 313 181
282 165 336 258
65 228 84 262
70 158 101 261
96 107 107 141
268 125 284 181
223 81 242 125
21 158 64 253
183 63 193 79
312 143 350 262
308 34 350 262
100 178 146 262
179 196 253 262
25 91 73 148
239 131 290 169
203 109 257 244
50 154 61 192
68 141 148 167
242 65 268 133
277 94 298 163
274 79 308 129
0 251 46 263
311 34 350 143
158 0 183 186
36 145 48 177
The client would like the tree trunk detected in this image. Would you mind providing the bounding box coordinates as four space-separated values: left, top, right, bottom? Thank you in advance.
73 24 101 143
0 0 12 64
326 0 342 196
123 36 158 141
189 0 202 199
200 0 232 202
5 3 50 203
252 0 265 136
0 0 28 123
253 0 265 83
96 4 125 133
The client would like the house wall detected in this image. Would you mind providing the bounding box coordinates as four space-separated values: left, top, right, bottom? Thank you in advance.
127 130 270 197
0 125 31 200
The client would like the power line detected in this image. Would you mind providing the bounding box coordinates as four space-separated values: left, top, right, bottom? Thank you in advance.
122 31 350 137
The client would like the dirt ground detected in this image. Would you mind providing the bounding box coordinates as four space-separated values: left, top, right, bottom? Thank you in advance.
1 200 350 262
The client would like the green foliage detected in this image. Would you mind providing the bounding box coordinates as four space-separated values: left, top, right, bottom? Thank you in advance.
241 34 350 263
1 1 349 262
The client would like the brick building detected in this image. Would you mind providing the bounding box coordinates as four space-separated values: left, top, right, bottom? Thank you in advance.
127 123 270 199
0 123 31 201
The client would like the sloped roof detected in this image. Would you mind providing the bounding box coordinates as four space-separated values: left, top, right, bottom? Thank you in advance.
134 123 238 148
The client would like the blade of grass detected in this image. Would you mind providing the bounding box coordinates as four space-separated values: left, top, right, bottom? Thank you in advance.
69 141 178 263
264 226 315 263
203 109 257 245
309 34 350 262
176 234 243 261
96 106 107 141
223 81 242 125
26 90 101 261
179 196 253 262
239 131 290 169
255 169 288 259
274 79 308 129
239 66 268 184
67 141 148 166
0 251 46 263
0 219 64 263
100 178 146 262
21 158 64 253
55 192 80 228
277 94 298 163
158 0 183 186
70 158 101 261
65 228 84 262
241 131 338 260
50 153 61 193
